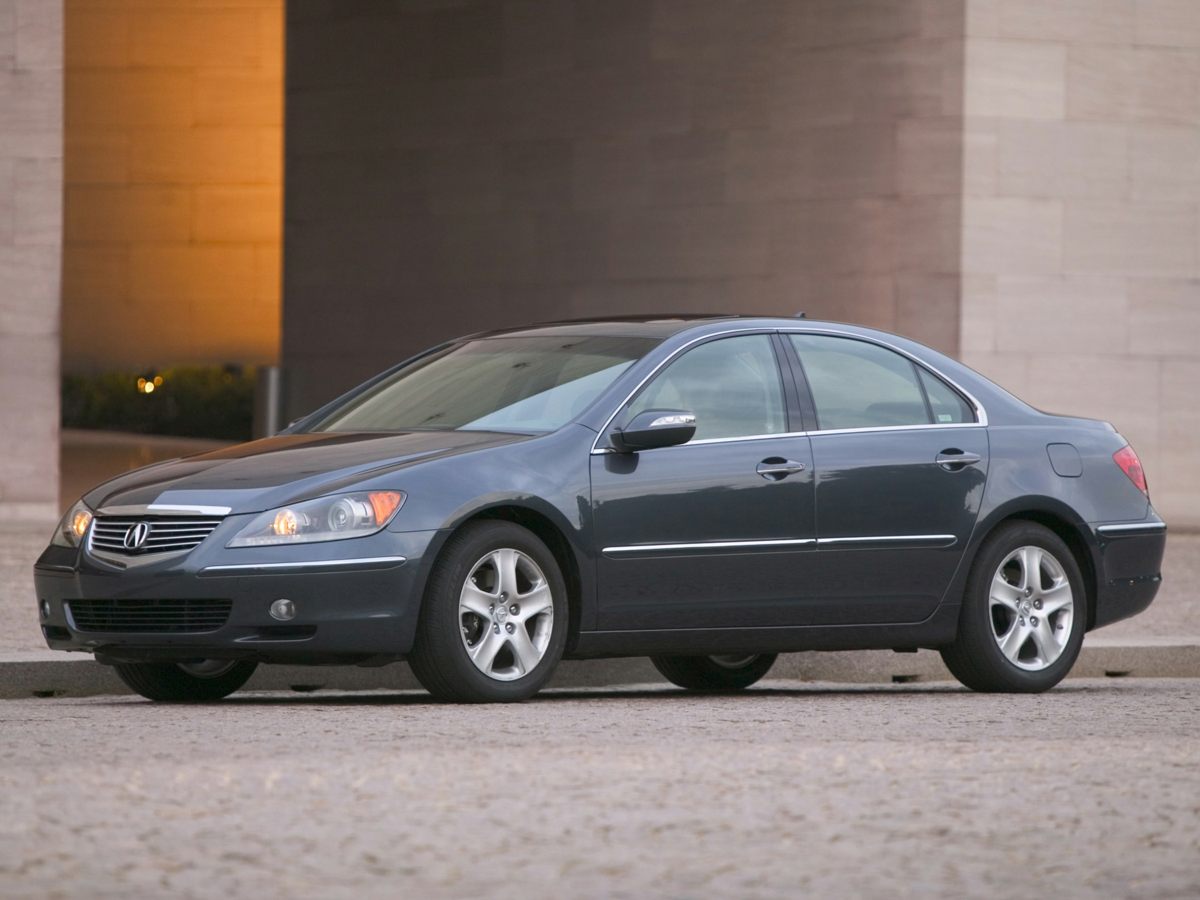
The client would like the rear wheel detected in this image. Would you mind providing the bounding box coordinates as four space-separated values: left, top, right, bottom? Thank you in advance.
113 659 258 702
651 653 777 691
409 521 568 702
941 521 1085 693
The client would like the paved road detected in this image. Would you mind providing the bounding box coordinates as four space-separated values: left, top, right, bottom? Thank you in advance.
1 679 1196 899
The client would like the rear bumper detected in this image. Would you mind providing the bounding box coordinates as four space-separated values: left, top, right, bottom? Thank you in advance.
1089 515 1167 630
33 526 444 665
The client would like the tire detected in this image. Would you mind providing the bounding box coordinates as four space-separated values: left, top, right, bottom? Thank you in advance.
650 653 777 692
941 521 1086 693
113 659 258 702
408 521 569 702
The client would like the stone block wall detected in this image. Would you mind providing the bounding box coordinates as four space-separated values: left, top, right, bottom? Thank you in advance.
62 0 282 372
284 0 967 413
960 0 1200 525
0 0 61 521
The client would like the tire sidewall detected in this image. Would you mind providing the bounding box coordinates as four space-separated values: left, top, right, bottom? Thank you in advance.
963 523 1086 691
651 653 778 691
425 522 569 701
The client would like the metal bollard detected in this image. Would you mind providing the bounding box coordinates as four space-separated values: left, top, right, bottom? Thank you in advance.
253 365 284 438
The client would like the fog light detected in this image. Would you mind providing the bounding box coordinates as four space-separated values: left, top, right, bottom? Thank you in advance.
269 598 296 621
40 600 51 619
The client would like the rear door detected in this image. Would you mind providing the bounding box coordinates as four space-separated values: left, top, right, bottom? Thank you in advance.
784 332 989 624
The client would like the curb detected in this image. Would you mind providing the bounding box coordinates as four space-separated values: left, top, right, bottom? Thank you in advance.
2 639 1198 700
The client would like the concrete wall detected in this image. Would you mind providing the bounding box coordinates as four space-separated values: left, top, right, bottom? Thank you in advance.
960 0 1200 526
62 0 282 372
284 0 966 414
0 0 61 521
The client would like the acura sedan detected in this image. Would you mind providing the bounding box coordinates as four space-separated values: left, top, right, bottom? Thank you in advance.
35 316 1166 702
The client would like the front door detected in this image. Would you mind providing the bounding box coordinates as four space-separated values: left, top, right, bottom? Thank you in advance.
590 333 817 631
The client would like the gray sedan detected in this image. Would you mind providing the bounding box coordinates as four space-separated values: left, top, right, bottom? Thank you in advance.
35 316 1166 702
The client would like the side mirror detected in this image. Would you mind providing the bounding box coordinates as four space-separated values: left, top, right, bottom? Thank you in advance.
612 410 696 452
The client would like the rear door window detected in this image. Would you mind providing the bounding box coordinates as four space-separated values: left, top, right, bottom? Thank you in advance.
789 334 973 430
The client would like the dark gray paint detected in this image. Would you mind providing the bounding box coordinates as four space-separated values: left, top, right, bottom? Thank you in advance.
36 318 1165 666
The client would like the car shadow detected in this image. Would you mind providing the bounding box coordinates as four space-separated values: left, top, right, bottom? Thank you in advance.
85 678 1128 708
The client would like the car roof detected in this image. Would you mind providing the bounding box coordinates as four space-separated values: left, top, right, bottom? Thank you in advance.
473 314 820 340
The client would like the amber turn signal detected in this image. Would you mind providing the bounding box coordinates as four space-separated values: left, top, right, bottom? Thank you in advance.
368 491 404 526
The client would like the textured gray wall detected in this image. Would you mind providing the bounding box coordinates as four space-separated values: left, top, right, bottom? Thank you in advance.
0 0 61 521
283 0 965 416
958 0 1200 528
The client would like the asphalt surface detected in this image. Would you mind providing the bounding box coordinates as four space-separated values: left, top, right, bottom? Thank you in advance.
2 679 1197 899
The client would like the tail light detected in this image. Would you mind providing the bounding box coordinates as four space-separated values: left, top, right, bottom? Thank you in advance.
1113 445 1147 494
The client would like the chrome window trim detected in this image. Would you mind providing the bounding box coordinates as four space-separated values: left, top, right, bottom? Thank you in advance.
97 503 233 517
592 422 986 455
1096 522 1167 535
199 555 407 574
589 326 989 454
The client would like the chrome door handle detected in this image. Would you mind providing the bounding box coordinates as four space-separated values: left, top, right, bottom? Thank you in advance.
757 458 806 480
936 449 982 471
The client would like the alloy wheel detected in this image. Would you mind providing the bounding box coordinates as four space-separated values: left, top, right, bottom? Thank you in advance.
458 548 555 682
989 545 1074 671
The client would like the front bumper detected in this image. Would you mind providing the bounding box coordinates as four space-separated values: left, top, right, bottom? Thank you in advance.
33 520 444 665
1089 513 1167 630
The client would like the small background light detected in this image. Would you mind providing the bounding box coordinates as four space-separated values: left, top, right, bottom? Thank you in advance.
270 598 296 621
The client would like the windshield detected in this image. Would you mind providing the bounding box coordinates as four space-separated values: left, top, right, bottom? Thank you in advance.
310 335 661 434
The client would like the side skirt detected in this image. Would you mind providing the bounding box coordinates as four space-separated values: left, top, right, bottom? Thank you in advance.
567 603 961 659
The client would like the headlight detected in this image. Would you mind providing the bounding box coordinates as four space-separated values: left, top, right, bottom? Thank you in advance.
227 491 405 547
51 500 93 548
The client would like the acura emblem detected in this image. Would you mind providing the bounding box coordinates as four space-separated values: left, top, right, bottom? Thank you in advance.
123 522 152 550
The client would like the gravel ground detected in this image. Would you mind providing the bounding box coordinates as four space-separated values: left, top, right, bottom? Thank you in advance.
0 679 1197 899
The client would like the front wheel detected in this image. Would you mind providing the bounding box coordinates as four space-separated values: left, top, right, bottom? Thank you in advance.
941 521 1085 693
408 521 568 702
113 659 258 702
651 653 777 691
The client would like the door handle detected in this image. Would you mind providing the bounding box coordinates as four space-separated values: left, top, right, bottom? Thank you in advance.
757 458 806 480
936 449 982 471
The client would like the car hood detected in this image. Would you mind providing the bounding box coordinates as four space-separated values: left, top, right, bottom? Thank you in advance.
82 430 531 515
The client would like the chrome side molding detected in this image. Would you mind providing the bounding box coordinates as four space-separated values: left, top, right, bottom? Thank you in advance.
603 538 815 555
602 534 956 556
1096 522 1167 535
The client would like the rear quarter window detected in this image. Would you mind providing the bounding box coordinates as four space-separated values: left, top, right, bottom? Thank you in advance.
918 367 974 424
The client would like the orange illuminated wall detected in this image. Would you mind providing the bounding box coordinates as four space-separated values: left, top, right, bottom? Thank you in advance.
63 0 282 372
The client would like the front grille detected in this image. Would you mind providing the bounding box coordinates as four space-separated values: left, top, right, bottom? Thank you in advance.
67 598 232 633
89 516 224 556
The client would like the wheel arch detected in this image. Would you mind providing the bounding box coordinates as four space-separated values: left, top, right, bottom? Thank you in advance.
966 498 1100 630
425 500 589 653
